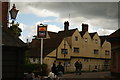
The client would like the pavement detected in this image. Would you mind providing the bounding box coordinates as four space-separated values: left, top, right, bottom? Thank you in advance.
58 71 119 80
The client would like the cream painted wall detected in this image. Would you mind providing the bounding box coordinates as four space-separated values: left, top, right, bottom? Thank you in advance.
29 29 111 72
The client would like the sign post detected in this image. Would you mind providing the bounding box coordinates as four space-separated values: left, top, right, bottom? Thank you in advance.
37 24 47 65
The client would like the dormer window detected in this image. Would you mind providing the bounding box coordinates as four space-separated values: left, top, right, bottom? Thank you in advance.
84 38 88 42
95 39 98 44
75 36 78 41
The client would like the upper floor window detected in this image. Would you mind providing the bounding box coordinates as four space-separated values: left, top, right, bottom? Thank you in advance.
95 39 98 44
61 49 68 54
105 50 110 55
75 36 78 41
94 49 99 54
84 38 88 42
74 47 79 53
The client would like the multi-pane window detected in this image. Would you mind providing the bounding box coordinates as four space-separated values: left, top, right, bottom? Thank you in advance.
74 47 79 53
94 49 99 54
75 36 78 41
105 50 110 55
61 49 68 54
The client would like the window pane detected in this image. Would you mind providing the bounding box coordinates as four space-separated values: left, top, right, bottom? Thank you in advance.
105 50 110 55
61 49 68 54
84 38 87 42
74 47 79 53
75 36 78 41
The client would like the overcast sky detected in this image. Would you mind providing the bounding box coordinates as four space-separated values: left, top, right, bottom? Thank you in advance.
8 0 119 42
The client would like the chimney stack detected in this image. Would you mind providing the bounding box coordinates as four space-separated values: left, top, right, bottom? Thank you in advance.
2 2 9 28
82 23 88 33
64 21 69 31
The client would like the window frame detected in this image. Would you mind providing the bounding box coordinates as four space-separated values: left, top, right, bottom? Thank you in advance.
75 36 78 41
74 47 79 53
61 49 68 54
84 38 88 42
94 49 99 54
105 50 110 55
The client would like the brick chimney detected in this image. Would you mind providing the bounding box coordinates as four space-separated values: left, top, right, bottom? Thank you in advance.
82 23 88 33
64 21 69 31
1 2 9 28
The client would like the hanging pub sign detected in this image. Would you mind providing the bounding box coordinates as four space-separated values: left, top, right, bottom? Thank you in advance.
37 24 47 38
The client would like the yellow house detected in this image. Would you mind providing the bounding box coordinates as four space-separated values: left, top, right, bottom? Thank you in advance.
27 21 111 72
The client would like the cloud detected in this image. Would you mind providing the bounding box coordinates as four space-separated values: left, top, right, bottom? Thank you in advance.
28 6 59 17
48 24 62 32
18 23 37 42
19 21 62 42
97 28 116 35
10 2 119 42
12 2 118 30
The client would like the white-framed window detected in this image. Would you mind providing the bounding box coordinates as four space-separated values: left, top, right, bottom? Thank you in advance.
105 50 110 55
74 47 79 53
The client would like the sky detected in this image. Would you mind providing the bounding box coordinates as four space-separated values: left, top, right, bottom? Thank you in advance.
8 0 120 43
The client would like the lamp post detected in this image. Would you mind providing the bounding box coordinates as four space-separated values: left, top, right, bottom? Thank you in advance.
9 4 19 24
9 4 21 37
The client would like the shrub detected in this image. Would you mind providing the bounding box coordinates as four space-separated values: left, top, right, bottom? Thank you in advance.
24 63 48 76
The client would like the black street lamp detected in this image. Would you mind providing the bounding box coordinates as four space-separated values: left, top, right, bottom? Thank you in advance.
9 4 19 24
9 4 21 37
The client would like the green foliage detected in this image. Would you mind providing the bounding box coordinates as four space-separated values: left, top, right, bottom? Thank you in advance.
9 23 22 37
92 70 97 72
24 63 48 76
24 63 35 73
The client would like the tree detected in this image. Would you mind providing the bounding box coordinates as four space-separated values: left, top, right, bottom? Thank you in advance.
9 23 22 37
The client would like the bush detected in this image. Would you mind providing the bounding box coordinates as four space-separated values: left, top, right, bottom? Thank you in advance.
24 63 35 73
24 63 48 76
92 70 97 72
34 63 48 76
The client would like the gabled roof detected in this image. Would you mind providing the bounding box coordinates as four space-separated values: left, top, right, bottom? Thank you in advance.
89 32 97 39
27 32 64 58
2 27 26 47
79 31 85 37
27 29 77 58
58 29 77 37
99 36 109 46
